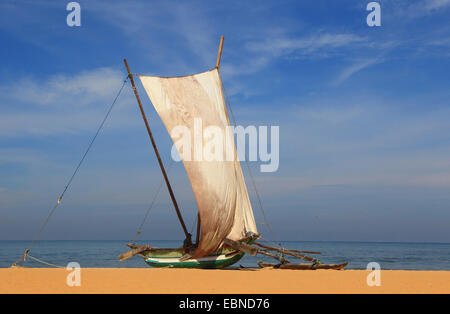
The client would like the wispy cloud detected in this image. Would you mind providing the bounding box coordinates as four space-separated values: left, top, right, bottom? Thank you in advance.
296 105 363 124
221 31 369 95
427 37 450 47
397 0 450 19
0 68 137 137
245 101 450 198
87 1 218 72
246 32 367 59
332 58 382 86
425 0 450 10
1 68 124 106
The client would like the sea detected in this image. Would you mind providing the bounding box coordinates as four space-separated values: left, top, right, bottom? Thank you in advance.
1 240 450 270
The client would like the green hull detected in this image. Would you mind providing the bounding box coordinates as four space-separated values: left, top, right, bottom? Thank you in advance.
140 235 258 269
142 244 245 269
144 251 245 269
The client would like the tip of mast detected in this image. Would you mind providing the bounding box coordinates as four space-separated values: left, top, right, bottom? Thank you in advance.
216 36 224 69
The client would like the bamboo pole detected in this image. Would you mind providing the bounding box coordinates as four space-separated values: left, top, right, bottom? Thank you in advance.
215 36 224 69
119 245 150 261
223 238 258 256
123 59 192 246
253 241 320 264
289 249 321 255
257 250 290 264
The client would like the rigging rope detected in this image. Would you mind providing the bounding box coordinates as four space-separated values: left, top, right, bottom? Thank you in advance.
26 255 65 269
132 160 174 243
12 76 129 267
221 82 282 249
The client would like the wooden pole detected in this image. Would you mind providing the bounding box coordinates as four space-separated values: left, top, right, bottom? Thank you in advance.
253 241 319 263
223 238 258 256
195 213 201 245
119 245 150 261
257 250 289 264
123 59 192 246
215 35 224 69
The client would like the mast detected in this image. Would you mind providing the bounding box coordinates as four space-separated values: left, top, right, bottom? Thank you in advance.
195 213 201 245
216 35 224 69
123 59 192 246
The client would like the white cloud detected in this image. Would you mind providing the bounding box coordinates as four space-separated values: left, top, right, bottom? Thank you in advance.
237 95 450 195
0 148 47 165
246 33 367 58
0 68 137 137
425 0 450 10
427 37 450 46
87 1 218 72
220 32 368 95
397 0 450 19
332 58 382 86
296 105 363 124
2 68 125 106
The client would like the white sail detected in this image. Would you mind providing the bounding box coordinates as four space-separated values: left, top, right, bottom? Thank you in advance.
139 68 257 258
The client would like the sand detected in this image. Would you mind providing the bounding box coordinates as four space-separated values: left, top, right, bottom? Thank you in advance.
1 268 449 294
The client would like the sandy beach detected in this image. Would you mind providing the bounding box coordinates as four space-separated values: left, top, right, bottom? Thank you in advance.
1 268 449 294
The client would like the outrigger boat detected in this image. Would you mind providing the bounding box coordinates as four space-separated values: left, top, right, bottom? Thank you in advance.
118 36 348 270
13 36 347 270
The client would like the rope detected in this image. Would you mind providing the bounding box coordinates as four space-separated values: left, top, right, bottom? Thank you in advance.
12 76 129 267
132 160 174 243
220 81 283 249
26 255 65 269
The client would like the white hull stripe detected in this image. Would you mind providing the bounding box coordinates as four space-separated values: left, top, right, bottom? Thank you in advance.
146 252 238 264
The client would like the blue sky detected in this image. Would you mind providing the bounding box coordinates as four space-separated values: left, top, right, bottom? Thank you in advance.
0 0 450 242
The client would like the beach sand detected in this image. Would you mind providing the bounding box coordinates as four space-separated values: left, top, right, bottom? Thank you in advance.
1 268 449 294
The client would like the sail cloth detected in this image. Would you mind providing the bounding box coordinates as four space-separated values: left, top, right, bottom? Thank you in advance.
139 68 257 258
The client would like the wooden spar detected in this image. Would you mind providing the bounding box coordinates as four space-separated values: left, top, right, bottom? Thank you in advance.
289 249 321 255
253 241 320 264
223 238 318 264
257 261 348 270
257 250 290 264
119 244 150 261
224 238 258 256
195 213 201 245
123 59 192 246
215 35 224 69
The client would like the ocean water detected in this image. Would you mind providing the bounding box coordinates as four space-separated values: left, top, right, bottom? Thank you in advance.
1 240 450 270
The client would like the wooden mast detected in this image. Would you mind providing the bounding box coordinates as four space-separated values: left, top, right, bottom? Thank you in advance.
123 59 192 246
195 213 201 245
215 35 224 69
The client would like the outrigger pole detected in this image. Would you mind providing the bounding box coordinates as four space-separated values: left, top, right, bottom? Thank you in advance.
124 59 192 247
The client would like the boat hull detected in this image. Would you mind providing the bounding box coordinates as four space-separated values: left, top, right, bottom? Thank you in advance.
144 250 244 269
139 235 258 269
